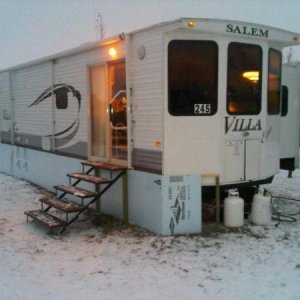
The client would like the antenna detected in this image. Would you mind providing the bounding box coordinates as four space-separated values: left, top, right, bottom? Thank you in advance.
95 11 105 40
287 47 293 63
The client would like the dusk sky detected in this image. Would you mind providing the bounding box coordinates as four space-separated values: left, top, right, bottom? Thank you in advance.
1 0 300 69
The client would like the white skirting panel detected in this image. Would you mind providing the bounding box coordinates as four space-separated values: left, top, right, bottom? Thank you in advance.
0 144 124 220
128 170 202 235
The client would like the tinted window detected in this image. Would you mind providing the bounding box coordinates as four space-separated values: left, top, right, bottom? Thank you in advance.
268 49 282 115
281 85 288 117
168 40 218 116
227 43 262 115
55 87 68 109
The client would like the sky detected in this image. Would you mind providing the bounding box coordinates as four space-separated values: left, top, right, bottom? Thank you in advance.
1 0 300 70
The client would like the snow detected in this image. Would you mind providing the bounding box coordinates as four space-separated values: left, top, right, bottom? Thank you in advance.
0 170 300 300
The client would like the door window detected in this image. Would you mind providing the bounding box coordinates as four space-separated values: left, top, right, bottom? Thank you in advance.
108 60 127 161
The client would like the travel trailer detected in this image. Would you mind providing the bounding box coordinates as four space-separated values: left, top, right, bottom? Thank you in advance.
1 18 300 235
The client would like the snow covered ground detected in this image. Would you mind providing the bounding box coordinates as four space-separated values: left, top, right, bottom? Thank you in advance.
0 170 300 300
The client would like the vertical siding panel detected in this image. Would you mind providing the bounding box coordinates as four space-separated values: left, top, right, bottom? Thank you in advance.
53 55 88 157
0 71 11 143
130 27 165 172
131 30 164 148
12 62 53 149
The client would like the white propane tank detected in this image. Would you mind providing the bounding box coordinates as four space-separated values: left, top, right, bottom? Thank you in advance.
251 190 272 225
224 189 244 227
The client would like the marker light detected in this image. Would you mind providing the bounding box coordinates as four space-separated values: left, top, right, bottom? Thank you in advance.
155 141 161 148
242 71 259 82
109 47 117 58
188 21 196 28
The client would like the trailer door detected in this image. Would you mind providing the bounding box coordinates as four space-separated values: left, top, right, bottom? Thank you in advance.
89 60 127 162
225 42 263 183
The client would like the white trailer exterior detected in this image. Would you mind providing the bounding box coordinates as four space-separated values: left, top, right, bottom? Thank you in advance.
1 18 300 234
280 62 300 171
129 19 300 185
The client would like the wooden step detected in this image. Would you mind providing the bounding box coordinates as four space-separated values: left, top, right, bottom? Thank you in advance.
67 173 111 185
39 197 82 213
53 185 99 198
25 210 67 228
112 136 127 143
82 160 127 171
112 134 127 140
112 145 128 151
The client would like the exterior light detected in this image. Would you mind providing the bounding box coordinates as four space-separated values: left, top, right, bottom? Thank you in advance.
155 141 161 148
242 71 259 82
188 21 196 28
109 47 117 58
293 35 299 42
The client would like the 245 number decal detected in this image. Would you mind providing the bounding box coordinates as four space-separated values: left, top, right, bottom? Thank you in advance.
194 104 211 114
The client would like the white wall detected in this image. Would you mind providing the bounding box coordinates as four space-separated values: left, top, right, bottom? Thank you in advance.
281 62 300 167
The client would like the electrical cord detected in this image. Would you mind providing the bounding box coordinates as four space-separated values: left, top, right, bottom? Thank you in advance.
270 193 300 226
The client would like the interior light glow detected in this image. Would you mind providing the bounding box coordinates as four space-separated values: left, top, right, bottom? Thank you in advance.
109 47 117 58
242 71 259 82
228 102 238 113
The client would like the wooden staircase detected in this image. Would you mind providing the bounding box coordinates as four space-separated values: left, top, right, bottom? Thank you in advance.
25 161 127 234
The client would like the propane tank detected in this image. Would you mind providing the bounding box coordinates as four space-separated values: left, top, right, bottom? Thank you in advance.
224 189 244 227
251 189 271 225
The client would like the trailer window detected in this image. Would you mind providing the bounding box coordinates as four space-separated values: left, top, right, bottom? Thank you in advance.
168 40 218 116
281 85 288 117
55 87 68 109
268 49 282 115
227 43 262 115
